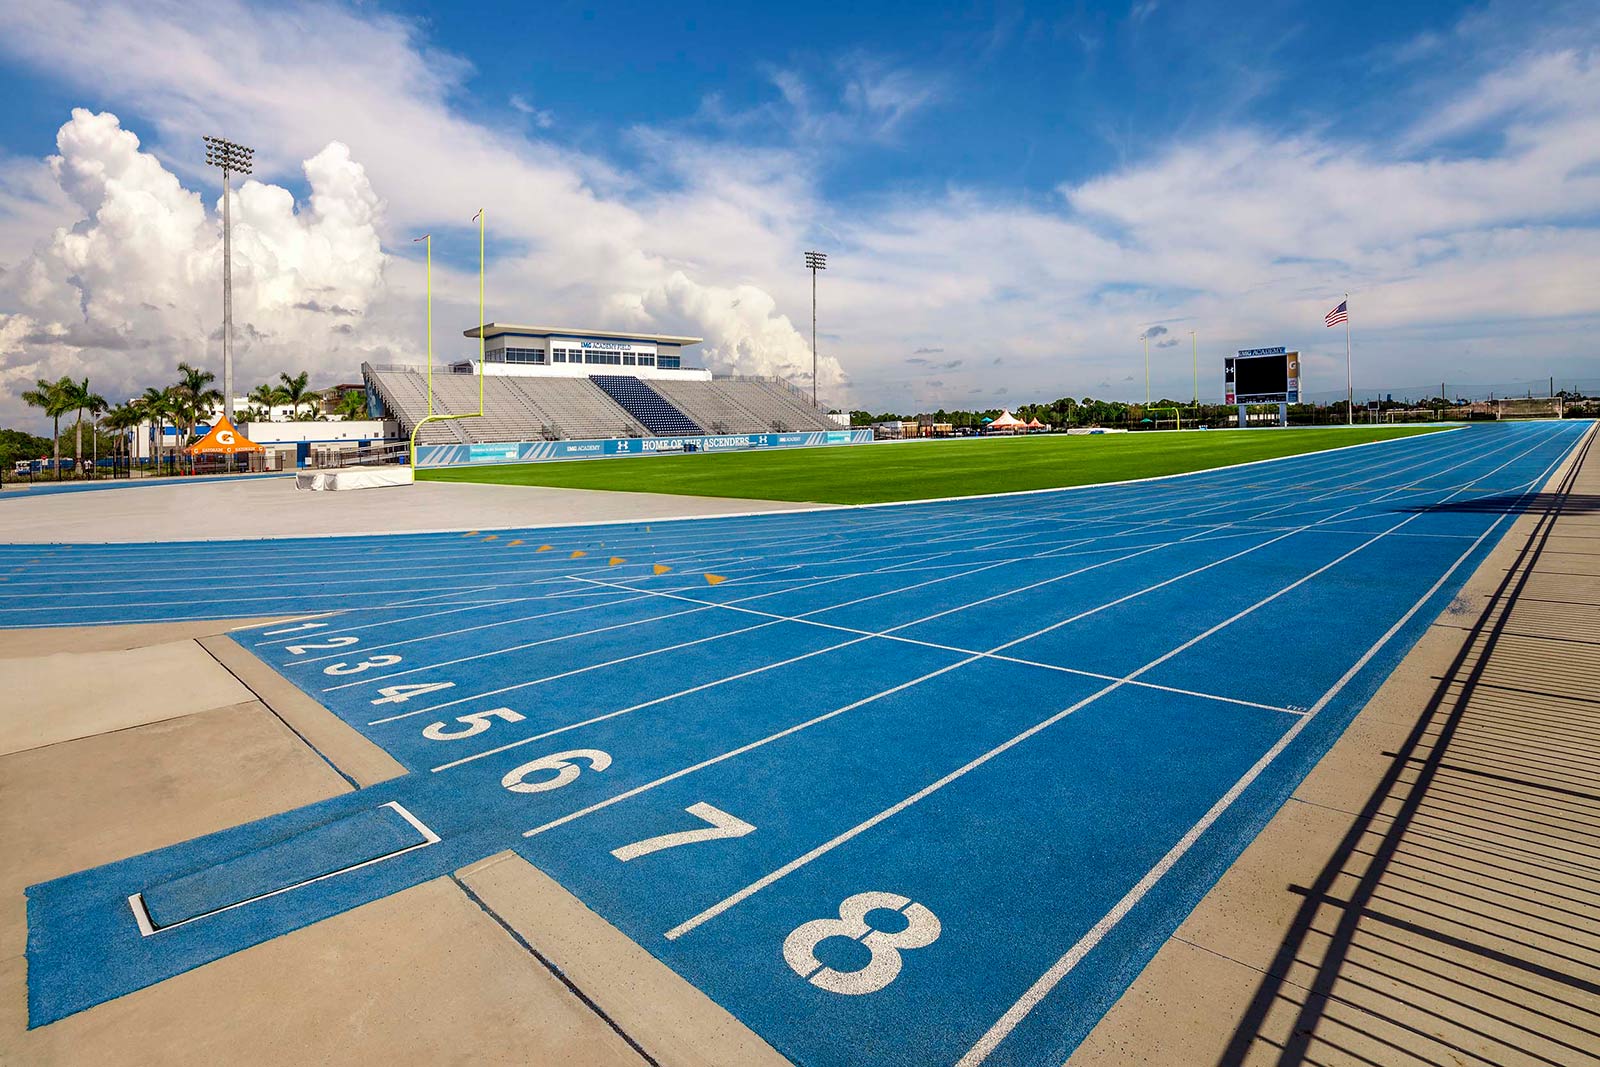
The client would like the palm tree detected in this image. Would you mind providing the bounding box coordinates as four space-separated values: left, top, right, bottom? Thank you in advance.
101 402 140 473
172 362 222 474
278 371 316 420
333 388 367 420
137 387 177 475
248 382 288 419
21 376 73 479
60 378 108 478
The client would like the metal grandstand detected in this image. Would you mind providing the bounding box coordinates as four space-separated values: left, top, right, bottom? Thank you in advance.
362 364 837 444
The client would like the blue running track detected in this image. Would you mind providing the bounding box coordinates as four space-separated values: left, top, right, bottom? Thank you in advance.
10 420 1592 1066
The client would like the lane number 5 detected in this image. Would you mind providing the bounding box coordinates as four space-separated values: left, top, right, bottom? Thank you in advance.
783 892 941 996
423 707 526 741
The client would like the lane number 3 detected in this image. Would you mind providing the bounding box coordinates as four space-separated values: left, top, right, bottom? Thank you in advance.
783 892 941 996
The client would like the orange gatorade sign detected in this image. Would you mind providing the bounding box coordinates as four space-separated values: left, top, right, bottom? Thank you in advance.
186 415 262 454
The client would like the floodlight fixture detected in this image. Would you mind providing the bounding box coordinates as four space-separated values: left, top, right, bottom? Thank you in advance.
805 251 828 405
203 135 255 420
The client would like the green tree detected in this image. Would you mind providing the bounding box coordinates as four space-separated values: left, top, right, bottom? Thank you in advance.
99 402 141 472
172 362 222 474
332 388 367 420
248 382 288 418
137 387 178 475
0 428 54 474
60 378 108 477
20 376 73 479
278 371 316 420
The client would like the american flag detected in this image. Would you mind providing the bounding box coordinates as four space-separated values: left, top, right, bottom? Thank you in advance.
1325 300 1348 327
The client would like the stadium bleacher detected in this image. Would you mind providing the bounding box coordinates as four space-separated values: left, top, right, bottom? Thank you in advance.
362 364 836 444
589 375 702 436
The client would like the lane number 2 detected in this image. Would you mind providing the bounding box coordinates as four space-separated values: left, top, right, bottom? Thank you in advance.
783 892 941 996
502 749 611 793
285 636 358 654
610 802 754 862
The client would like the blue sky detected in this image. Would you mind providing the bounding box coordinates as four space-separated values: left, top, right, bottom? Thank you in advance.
1 0 1597 424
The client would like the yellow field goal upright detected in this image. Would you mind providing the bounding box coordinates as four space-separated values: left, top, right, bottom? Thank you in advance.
409 209 488 463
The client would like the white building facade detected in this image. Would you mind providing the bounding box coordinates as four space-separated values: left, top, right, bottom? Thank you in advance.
460 324 712 382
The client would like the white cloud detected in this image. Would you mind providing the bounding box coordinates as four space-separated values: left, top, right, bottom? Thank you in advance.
0 108 391 406
509 94 554 129
0 0 1597 426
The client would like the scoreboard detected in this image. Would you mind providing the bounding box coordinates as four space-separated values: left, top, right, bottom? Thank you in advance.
1225 347 1300 404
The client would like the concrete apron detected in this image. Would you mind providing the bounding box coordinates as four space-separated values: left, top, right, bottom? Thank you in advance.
0 614 788 1066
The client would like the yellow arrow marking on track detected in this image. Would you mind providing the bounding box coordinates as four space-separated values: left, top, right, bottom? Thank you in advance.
704 574 726 586
483 534 498 541
570 550 587 559
653 564 671 575
507 539 524 546
463 531 479 537
609 557 625 566
537 545 553 552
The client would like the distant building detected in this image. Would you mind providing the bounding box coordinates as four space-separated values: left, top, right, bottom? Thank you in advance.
460 323 711 382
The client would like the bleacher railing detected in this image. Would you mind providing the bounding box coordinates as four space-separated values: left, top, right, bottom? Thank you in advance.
724 374 826 410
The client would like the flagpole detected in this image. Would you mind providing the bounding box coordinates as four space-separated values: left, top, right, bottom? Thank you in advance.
1344 292 1352 426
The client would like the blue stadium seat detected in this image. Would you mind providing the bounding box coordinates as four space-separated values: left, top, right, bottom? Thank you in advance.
589 375 703 437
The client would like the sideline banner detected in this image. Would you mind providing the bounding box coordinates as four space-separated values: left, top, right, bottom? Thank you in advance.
416 428 873 468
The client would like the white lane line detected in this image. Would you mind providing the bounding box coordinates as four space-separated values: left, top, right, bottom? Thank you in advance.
5 427 1442 586
520 656 981 840
339 527 1065 696
397 524 1230 724
429 634 878 773
0 430 1474 587
658 428 1569 945
953 513 1518 1066
364 617 783 724
513 505 1369 843
947 422 1587 1062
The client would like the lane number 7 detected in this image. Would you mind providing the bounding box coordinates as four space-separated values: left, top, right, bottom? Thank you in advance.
610 802 755 862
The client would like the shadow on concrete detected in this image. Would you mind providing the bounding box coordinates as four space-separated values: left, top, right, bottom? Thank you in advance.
1218 430 1600 1066
1399 492 1600 515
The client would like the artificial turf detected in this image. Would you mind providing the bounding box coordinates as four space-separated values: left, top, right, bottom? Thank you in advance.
416 425 1445 505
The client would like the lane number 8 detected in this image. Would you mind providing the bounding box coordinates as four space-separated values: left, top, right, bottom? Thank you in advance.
783 891 941 996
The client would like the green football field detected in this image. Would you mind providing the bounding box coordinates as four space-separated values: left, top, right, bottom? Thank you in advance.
416 426 1445 505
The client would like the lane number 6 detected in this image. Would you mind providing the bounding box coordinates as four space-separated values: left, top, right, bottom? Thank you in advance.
501 749 611 793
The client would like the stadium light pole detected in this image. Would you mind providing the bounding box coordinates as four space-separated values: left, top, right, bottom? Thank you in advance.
414 234 432 416
203 136 254 422
1141 332 1150 405
1190 331 1198 408
804 251 827 406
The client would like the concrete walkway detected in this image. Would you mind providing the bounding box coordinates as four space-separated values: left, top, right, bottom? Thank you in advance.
1070 423 1600 1066
0 616 787 1066
0 476 828 543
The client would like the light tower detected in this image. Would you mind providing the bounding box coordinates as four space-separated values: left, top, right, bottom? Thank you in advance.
804 250 827 406
1141 332 1150 405
203 135 254 421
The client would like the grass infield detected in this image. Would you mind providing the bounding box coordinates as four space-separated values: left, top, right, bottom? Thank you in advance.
416 425 1446 505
